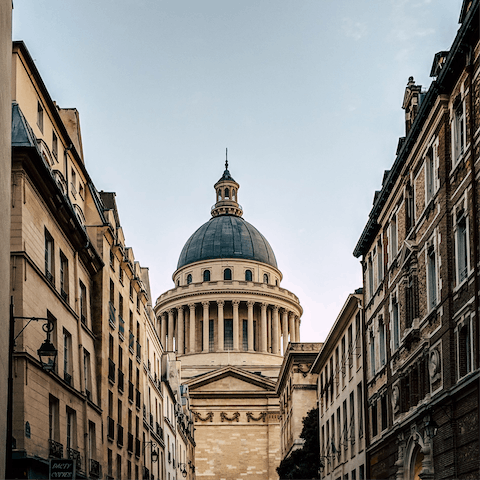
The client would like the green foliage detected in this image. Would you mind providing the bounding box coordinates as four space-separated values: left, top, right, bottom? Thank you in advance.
276 407 320 479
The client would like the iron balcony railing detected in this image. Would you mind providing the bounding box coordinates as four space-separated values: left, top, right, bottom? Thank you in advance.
89 459 101 478
67 447 82 470
48 439 63 458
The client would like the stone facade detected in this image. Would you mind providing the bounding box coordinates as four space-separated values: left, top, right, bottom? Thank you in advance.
353 1 480 478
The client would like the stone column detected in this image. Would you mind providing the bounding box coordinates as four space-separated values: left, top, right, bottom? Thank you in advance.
247 301 255 351
272 306 280 355
202 301 210 353
260 303 268 353
160 312 167 349
232 300 240 351
267 308 272 353
289 312 296 343
295 315 300 342
177 306 184 354
167 309 174 351
282 309 288 354
217 300 224 352
188 303 196 353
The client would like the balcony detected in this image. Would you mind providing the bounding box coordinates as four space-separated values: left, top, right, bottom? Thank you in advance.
81 313 86 325
128 381 134 402
109 301 116 328
127 433 134 453
64 371 72 385
147 359 151 371
85 389 91 401
136 342 141 361
135 438 141 458
129 331 134 353
117 424 124 447
107 416 115 440
135 389 141 409
89 459 101 478
67 447 82 470
119 315 125 339
118 369 124 393
49 439 63 458
108 359 115 383
61 288 68 302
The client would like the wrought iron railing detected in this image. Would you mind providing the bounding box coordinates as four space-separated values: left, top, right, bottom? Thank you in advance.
48 439 63 458
89 459 101 478
67 447 82 470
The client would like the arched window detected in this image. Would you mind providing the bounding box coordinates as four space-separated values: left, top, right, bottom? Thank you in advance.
275 279 278 286
225 187 230 199
177 280 180 287
217 189 222 201
203 270 211 282
245 270 252 282
232 189 236 200
263 273 269 284
187 274 192 285
224 268 232 281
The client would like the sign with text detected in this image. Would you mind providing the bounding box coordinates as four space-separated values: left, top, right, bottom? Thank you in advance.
49 459 75 479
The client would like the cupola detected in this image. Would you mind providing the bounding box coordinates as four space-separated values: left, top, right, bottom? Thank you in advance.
211 152 243 217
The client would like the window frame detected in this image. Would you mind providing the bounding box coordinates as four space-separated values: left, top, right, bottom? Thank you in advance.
452 98 466 167
454 203 470 287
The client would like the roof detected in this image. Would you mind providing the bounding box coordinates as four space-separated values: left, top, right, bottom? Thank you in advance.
177 215 278 269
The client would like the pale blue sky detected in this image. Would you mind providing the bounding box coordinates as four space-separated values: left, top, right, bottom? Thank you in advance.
13 0 463 341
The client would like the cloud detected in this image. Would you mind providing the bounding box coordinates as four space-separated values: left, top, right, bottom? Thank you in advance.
342 18 367 41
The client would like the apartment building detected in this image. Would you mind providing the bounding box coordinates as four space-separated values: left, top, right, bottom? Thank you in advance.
353 1 480 477
311 292 365 480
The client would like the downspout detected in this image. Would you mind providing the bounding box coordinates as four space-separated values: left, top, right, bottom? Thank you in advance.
466 43 480 479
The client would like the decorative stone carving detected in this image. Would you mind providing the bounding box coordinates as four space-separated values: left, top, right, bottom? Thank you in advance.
429 348 441 382
246 412 267 422
392 384 400 413
193 411 214 422
220 412 240 422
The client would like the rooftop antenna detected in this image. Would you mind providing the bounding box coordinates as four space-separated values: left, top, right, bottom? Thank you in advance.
225 148 228 170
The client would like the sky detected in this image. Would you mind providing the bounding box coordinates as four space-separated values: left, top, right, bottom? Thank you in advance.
13 0 464 342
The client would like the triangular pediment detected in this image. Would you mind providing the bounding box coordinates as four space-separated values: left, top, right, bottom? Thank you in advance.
185 366 276 394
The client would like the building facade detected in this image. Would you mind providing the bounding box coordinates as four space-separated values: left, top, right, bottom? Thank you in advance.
154 165 303 479
311 292 366 480
353 1 480 478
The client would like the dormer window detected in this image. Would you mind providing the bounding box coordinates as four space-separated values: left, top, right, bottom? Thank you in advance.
203 270 211 282
245 270 252 282
224 269 232 281
187 274 192 285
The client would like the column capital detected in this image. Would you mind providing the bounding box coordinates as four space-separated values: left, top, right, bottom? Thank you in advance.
272 305 279 312
202 301 210 308
177 305 184 313
217 300 225 307
260 302 268 310
188 303 195 309
247 300 255 307
167 308 175 315
160 311 167 318
232 299 240 307
289 311 295 318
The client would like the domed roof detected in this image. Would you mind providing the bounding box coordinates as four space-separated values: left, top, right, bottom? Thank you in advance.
177 215 278 269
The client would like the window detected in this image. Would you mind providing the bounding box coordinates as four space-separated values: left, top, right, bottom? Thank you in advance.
84 349 92 399
427 241 437 309
49 395 59 441
392 295 400 351
406 182 415 232
110 250 115 269
70 168 77 197
203 270 210 282
45 229 54 283
66 407 76 450
349 391 355 445
37 101 44 132
389 214 398 260
368 255 373 299
263 273 269 284
52 132 58 159
405 274 417 329
347 324 353 375
341 336 346 382
80 281 87 324
88 421 96 461
455 208 469 285
224 319 233 350
63 330 72 384
357 383 363 438
379 317 386 367
117 454 122 480
343 400 348 451
381 395 388 431
369 330 375 377
377 238 383 283
425 149 436 203
453 99 465 164
217 189 221 201
458 320 472 378
245 270 252 282
60 251 68 301
224 269 232 281
79 183 84 199
187 274 192 284
225 187 230 198
371 401 378 437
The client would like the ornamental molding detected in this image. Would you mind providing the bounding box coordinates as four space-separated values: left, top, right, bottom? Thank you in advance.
192 411 213 422
246 412 267 422
220 412 240 422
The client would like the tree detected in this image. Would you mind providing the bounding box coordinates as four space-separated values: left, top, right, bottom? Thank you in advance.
276 407 321 479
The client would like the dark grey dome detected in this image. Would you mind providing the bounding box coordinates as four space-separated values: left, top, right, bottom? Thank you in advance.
177 215 277 269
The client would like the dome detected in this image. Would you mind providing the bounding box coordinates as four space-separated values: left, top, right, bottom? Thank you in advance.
177 215 278 269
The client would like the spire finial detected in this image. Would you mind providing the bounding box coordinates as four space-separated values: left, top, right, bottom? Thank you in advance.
225 148 228 170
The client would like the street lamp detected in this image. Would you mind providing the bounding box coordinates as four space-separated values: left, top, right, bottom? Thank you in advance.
424 411 438 439
143 440 159 463
179 463 188 477
7 298 58 478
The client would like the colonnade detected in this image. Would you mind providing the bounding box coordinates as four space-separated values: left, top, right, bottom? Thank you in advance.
157 299 301 355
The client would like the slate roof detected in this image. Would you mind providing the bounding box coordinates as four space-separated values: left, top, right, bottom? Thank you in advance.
177 215 277 269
